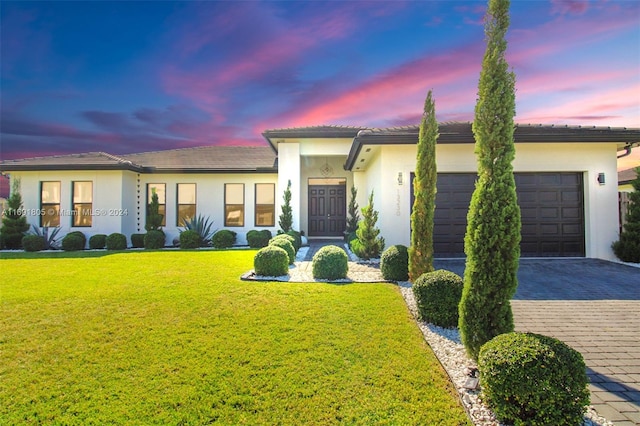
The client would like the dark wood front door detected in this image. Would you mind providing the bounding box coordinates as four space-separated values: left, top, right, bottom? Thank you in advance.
308 185 346 237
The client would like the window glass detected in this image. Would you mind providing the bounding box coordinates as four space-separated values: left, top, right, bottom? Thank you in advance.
72 181 93 227
177 183 196 226
255 183 275 227
147 183 166 227
225 184 244 227
41 181 61 227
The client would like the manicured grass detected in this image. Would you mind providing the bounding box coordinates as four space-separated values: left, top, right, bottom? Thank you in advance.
1 251 470 425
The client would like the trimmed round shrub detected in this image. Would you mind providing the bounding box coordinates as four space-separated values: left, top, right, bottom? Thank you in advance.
285 230 302 252
247 229 271 248
254 245 289 276
269 238 295 264
312 245 348 280
61 233 85 251
144 230 165 249
22 235 45 252
412 270 463 327
67 231 87 248
180 230 201 249
89 234 107 249
270 234 296 251
212 229 237 249
131 233 145 248
479 332 590 426
106 233 127 250
380 244 409 281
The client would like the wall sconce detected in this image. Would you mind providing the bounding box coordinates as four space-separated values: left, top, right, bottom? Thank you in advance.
397 172 403 185
597 173 605 185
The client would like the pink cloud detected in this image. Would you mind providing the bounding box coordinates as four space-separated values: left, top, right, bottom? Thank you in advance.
550 0 590 16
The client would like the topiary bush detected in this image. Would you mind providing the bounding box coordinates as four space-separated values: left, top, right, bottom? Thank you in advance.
180 230 201 249
412 270 463 327
131 233 145 248
270 233 296 251
67 231 87 248
269 238 295 264
89 234 107 249
254 245 289 276
212 229 237 249
144 230 165 249
247 229 272 248
106 233 127 250
479 332 590 426
312 245 348 280
61 233 85 251
285 230 302 252
381 244 409 281
22 235 45 252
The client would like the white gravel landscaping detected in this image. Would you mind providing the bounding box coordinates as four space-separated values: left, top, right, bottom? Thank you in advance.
397 281 613 426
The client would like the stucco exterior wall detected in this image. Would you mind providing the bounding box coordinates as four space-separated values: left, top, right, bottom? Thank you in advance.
361 142 620 260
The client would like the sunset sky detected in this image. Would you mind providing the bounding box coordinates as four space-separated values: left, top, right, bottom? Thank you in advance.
1 0 639 162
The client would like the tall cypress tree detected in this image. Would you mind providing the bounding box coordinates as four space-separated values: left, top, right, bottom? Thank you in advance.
346 185 360 234
279 180 293 232
459 0 521 361
1 178 30 249
409 90 438 281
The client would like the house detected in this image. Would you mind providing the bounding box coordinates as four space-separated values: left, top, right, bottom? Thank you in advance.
1 122 638 260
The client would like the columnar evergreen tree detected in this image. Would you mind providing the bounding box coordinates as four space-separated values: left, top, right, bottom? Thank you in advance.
279 180 293 232
0 178 30 249
346 185 360 234
353 190 385 259
145 189 163 231
612 167 640 263
409 90 438 281
459 0 521 361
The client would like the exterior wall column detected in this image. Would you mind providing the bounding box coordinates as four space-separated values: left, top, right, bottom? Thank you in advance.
277 142 301 231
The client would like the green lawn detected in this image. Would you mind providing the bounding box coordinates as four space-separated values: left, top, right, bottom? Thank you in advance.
1 250 470 425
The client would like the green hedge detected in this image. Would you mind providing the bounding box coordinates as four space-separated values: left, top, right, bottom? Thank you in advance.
246 229 272 248
89 234 107 249
479 332 590 426
412 270 463 327
212 230 237 249
380 245 409 281
131 233 145 248
144 230 165 249
254 245 289 276
312 245 348 280
62 233 85 251
22 235 45 252
269 238 295 264
180 230 201 249
106 233 127 250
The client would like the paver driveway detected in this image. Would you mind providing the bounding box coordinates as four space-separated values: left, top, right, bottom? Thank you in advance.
435 258 640 426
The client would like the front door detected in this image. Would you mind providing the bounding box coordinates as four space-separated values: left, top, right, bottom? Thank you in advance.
308 184 346 237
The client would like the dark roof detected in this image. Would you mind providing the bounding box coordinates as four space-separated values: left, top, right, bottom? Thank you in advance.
619 168 639 185
262 125 366 150
0 146 277 173
345 122 640 170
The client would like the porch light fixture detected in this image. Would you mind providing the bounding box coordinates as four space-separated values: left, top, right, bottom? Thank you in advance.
397 172 403 185
597 172 605 185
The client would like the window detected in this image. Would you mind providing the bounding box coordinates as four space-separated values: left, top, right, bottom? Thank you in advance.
255 183 275 226
147 183 166 227
177 183 196 226
40 181 61 226
225 183 244 227
72 181 93 227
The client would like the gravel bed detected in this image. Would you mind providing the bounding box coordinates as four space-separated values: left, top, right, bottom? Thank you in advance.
398 281 613 426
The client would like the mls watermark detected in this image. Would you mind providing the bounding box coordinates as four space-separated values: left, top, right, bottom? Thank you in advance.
2 208 129 217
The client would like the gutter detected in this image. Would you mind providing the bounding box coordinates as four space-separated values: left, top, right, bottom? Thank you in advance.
617 142 638 159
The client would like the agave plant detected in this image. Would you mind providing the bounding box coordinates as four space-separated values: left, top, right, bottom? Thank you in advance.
31 225 62 250
180 214 216 246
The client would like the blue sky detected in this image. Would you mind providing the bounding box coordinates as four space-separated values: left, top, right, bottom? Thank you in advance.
1 0 639 161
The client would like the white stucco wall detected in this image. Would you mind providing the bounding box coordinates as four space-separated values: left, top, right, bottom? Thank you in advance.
277 143 301 231
359 142 620 260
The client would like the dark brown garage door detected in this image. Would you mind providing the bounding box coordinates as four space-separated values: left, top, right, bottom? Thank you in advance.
412 172 585 257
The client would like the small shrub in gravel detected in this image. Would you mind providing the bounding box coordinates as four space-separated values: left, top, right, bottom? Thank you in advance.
22 235 45 252
62 233 85 251
479 332 590 426
412 270 462 327
312 245 348 280
89 234 107 249
270 234 297 252
180 230 201 249
212 229 237 249
106 233 127 250
380 244 409 281
247 229 271 248
269 238 295 264
131 233 145 248
144 230 165 249
285 230 302 252
254 245 289 276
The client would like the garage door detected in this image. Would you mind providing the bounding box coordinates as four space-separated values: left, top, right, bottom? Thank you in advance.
412 172 585 257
